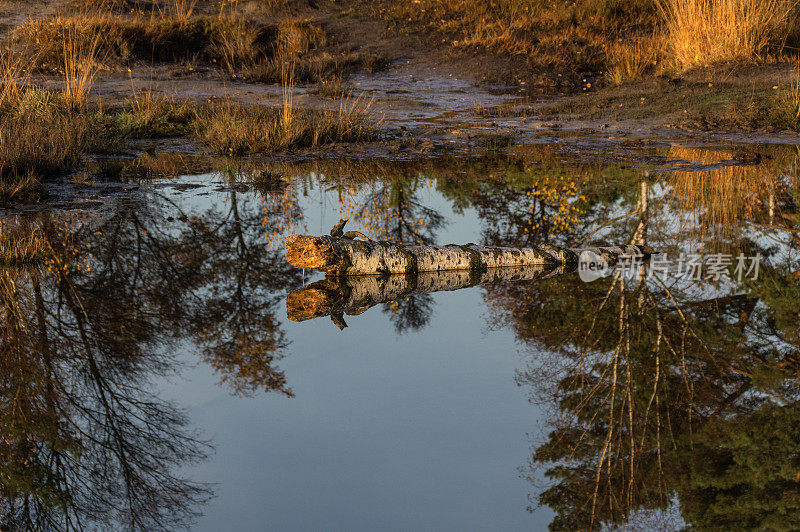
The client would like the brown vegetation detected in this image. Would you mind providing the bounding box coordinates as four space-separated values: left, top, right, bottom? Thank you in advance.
195 94 375 155
380 0 800 86
14 15 277 71
14 8 385 83
0 220 48 265
381 0 658 86
658 0 799 69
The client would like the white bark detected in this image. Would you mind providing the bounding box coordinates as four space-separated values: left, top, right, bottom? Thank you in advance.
286 234 653 276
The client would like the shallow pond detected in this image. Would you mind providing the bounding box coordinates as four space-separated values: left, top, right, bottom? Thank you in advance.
2 143 800 530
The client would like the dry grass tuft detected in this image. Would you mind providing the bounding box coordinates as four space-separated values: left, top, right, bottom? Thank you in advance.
278 19 326 56
169 0 197 21
14 14 276 71
658 0 799 68
114 88 195 138
606 35 664 85
239 19 386 83
241 50 385 83
0 221 49 265
313 76 350 98
0 51 27 109
0 170 44 204
0 24 105 201
61 22 104 106
195 95 375 155
774 69 800 129
0 98 99 195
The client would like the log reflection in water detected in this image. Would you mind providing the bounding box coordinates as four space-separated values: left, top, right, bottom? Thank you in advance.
287 263 562 328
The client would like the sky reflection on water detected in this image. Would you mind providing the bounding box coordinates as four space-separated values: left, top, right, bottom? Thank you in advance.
3 145 800 530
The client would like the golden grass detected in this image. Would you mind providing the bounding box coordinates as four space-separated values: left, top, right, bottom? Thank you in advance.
0 221 49 265
195 52 376 155
383 0 657 83
383 0 800 85
15 12 371 83
61 22 104 106
278 19 326 57
14 14 275 71
0 51 27 109
0 100 98 185
195 95 375 155
169 0 197 21
0 20 112 201
0 5 385 203
241 50 385 83
0 19 104 201
606 35 664 85
313 76 350 98
658 0 799 68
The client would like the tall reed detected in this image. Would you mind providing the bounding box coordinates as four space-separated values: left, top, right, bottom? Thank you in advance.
0 51 28 110
658 0 798 68
61 20 103 106
170 0 197 21
282 61 295 131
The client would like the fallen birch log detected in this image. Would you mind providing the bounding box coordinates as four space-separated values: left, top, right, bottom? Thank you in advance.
286 220 654 276
287 263 559 326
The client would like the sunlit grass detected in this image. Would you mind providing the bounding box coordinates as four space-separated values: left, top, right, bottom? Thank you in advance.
606 35 664 85
0 26 105 202
13 14 274 72
195 95 376 156
384 0 800 86
658 0 798 68
383 0 657 84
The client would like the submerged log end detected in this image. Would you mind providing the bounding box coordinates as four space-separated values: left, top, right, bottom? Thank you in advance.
286 235 340 272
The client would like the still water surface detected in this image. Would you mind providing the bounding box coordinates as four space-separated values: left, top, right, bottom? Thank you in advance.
2 145 799 530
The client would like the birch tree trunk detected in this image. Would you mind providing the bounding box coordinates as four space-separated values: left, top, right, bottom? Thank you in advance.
286 234 653 277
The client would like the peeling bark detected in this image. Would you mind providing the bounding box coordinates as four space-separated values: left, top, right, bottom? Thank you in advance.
286 233 653 276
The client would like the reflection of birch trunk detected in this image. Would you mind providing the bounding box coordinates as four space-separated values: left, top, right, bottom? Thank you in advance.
286 234 653 276
631 179 649 246
287 263 558 325
769 186 775 223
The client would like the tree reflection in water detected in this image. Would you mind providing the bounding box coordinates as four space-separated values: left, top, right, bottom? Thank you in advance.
0 182 301 530
477 151 800 530
3 148 800 530
270 149 800 529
